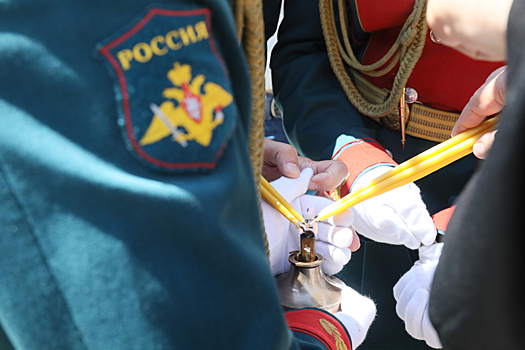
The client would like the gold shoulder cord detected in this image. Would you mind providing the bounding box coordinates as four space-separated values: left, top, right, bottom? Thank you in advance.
231 0 270 261
319 0 428 118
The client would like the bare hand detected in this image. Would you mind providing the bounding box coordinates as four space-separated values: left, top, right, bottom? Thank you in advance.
262 139 348 192
427 0 513 61
451 66 506 159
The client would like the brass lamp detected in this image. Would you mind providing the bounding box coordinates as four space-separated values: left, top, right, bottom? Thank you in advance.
275 230 345 313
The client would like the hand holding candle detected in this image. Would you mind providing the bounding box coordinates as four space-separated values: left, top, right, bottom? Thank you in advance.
451 66 506 159
313 116 499 223
261 168 357 276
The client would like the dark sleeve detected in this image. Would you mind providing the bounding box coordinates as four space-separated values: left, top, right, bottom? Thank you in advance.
0 325 14 350
270 0 376 161
263 0 282 41
428 1 525 348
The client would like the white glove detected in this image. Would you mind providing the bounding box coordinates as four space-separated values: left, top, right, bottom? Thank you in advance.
262 168 356 276
394 242 443 349
351 166 437 249
334 287 377 348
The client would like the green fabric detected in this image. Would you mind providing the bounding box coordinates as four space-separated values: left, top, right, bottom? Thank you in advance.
0 326 14 350
0 1 303 349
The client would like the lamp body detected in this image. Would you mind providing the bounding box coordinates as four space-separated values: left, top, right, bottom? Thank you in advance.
275 251 344 313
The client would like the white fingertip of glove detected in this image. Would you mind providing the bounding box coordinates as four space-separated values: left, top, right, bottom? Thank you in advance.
355 204 423 249
422 302 442 349
394 183 437 247
393 242 443 348
351 167 437 249
404 282 429 339
335 287 377 348
405 289 441 348
316 224 355 248
394 267 429 320
315 242 351 276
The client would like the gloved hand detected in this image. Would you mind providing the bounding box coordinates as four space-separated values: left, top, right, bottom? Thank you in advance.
262 168 356 276
394 242 443 349
351 166 437 249
334 286 377 348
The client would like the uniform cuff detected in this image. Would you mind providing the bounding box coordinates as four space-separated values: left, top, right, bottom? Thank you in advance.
285 308 353 350
432 206 456 235
331 139 396 198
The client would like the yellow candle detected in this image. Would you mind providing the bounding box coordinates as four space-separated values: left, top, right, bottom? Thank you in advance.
314 118 498 222
261 176 307 225
261 184 301 226
321 116 499 215
315 147 471 222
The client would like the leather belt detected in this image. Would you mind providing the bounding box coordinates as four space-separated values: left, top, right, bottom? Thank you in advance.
349 69 459 143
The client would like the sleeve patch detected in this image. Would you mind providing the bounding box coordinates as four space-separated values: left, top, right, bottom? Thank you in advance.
97 6 236 173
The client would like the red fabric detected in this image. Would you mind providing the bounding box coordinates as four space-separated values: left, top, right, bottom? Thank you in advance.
354 0 414 32
432 206 456 233
331 139 396 198
360 31 504 113
285 308 352 350
350 0 505 113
